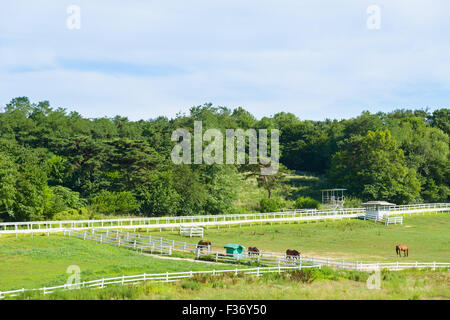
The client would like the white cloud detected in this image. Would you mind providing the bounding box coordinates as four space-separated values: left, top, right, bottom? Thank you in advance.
1 0 450 120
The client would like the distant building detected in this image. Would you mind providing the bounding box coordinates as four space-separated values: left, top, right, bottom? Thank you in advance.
321 188 346 210
361 201 396 220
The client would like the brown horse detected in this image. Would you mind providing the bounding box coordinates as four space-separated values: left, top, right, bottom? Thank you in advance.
286 249 300 260
197 240 211 253
396 244 409 257
248 246 260 256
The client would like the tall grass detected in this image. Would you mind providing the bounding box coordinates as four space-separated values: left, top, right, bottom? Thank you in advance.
7 268 448 300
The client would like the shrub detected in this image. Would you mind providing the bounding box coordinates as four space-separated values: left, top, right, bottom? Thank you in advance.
90 190 140 215
294 196 320 209
49 186 86 212
259 198 279 213
53 208 90 221
289 270 315 283
181 280 202 291
344 196 363 208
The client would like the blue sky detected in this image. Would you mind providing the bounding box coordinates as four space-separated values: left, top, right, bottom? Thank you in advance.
1 0 449 121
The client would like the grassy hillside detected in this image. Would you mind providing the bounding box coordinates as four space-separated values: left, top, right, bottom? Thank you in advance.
232 172 323 213
0 234 233 291
153 214 450 263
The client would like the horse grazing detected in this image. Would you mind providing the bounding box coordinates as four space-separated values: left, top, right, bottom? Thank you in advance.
197 240 211 253
248 246 260 256
396 244 409 257
286 249 300 260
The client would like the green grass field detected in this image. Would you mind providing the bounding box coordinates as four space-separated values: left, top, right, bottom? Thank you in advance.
8 267 449 300
0 234 234 291
1 213 448 299
152 214 450 263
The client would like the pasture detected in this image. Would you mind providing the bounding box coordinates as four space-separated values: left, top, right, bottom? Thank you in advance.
1 213 448 300
151 214 450 263
0 234 234 291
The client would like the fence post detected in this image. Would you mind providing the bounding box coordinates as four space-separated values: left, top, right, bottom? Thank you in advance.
166 272 169 282
83 231 86 240
215 252 218 262
257 267 260 276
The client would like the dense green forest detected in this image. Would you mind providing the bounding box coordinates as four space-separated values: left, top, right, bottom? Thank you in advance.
0 97 448 222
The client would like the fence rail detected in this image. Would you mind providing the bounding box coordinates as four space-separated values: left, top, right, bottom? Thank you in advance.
179 226 204 238
0 265 319 299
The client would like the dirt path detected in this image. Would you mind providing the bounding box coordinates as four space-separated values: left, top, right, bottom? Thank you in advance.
142 253 229 265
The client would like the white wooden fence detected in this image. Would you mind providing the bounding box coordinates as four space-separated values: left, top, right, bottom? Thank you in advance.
65 228 450 273
65 228 353 269
0 208 366 235
383 216 403 225
179 225 204 238
2 203 449 236
1 261 448 299
1 203 448 235
388 203 450 215
364 214 403 225
0 265 319 299
357 262 450 271
65 228 202 254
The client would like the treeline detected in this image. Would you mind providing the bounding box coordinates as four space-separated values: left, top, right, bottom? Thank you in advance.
0 97 448 221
